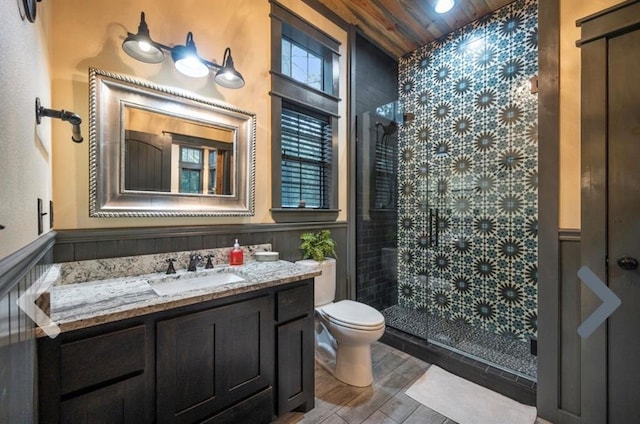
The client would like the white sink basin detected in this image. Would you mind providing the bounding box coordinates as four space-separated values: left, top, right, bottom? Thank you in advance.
149 272 245 296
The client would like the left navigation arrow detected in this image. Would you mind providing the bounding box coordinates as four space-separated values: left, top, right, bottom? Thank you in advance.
17 265 61 338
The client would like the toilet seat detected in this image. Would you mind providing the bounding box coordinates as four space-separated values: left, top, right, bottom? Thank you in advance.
318 300 385 331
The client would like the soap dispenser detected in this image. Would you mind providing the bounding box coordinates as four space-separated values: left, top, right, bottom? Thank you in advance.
230 239 244 265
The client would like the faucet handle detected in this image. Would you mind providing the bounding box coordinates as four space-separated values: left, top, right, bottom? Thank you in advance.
165 258 177 274
187 253 203 272
205 254 214 269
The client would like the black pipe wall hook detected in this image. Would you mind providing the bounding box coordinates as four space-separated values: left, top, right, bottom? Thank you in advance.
35 97 84 143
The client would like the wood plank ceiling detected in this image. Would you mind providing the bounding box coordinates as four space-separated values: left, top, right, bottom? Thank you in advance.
317 0 514 57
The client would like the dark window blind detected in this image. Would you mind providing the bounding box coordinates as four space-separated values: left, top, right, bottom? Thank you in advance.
281 106 332 208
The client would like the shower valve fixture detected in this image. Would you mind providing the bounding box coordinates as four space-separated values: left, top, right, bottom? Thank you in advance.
35 97 84 143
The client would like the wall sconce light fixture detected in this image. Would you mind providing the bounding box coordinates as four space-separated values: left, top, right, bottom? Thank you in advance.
122 12 245 89
35 97 84 143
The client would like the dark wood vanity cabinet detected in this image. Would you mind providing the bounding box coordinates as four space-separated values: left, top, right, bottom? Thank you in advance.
37 279 315 424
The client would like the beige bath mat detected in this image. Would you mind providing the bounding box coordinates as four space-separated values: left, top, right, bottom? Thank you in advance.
405 365 537 424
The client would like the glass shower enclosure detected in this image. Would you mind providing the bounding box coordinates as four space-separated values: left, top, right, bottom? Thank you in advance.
355 0 539 382
356 97 537 380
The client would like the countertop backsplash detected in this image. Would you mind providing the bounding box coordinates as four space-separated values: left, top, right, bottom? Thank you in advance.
56 243 273 286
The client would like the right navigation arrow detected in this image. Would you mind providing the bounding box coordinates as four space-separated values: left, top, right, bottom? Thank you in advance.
577 265 622 339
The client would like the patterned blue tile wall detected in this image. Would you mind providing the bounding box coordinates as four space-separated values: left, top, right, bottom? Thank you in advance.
396 0 538 341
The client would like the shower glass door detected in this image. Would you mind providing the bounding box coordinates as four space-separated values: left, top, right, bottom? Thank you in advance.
392 0 539 379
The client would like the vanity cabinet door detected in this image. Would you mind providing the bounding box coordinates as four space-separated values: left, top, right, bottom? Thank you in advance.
275 280 315 415
156 295 273 424
276 315 314 415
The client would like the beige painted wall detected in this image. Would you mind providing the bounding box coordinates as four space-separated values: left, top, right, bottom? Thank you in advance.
50 0 348 229
0 0 53 259
559 0 621 229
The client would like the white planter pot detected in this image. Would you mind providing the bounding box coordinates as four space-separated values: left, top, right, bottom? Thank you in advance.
296 257 336 306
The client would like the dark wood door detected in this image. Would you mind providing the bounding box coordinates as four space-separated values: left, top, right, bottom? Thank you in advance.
607 26 640 424
156 296 273 424
579 3 640 423
124 130 172 192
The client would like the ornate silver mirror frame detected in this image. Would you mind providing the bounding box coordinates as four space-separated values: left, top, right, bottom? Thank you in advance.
88 68 255 217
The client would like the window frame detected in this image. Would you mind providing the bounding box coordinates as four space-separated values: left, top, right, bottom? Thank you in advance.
270 0 341 223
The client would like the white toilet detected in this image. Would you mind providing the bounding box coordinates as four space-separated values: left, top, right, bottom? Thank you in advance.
296 258 386 387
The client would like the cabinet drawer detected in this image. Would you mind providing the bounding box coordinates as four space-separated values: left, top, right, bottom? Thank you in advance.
276 281 313 323
60 374 146 423
60 325 146 395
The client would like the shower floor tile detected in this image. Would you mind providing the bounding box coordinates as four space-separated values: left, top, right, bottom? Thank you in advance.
381 305 537 379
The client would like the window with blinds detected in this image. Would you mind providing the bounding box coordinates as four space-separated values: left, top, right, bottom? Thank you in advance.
270 1 340 222
281 105 332 208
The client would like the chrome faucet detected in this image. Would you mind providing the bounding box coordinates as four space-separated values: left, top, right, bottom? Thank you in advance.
187 254 202 272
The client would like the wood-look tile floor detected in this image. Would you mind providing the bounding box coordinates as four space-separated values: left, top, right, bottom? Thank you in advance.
274 342 552 424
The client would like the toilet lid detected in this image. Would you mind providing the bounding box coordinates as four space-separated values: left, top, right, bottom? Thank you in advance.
320 300 385 330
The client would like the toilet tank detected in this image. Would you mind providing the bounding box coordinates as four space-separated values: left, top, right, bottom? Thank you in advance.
296 258 336 306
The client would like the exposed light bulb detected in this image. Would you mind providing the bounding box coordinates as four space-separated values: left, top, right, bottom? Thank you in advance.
138 40 151 52
175 56 209 78
435 0 455 14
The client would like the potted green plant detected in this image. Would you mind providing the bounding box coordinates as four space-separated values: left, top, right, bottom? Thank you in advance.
299 229 337 262
296 230 337 303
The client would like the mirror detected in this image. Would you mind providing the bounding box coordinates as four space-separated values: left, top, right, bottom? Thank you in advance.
89 68 255 217
123 107 235 196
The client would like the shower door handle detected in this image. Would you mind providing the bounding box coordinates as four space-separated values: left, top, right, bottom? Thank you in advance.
429 209 435 247
434 208 439 247
429 208 439 247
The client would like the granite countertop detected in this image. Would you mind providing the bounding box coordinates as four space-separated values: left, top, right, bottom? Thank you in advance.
38 260 320 337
